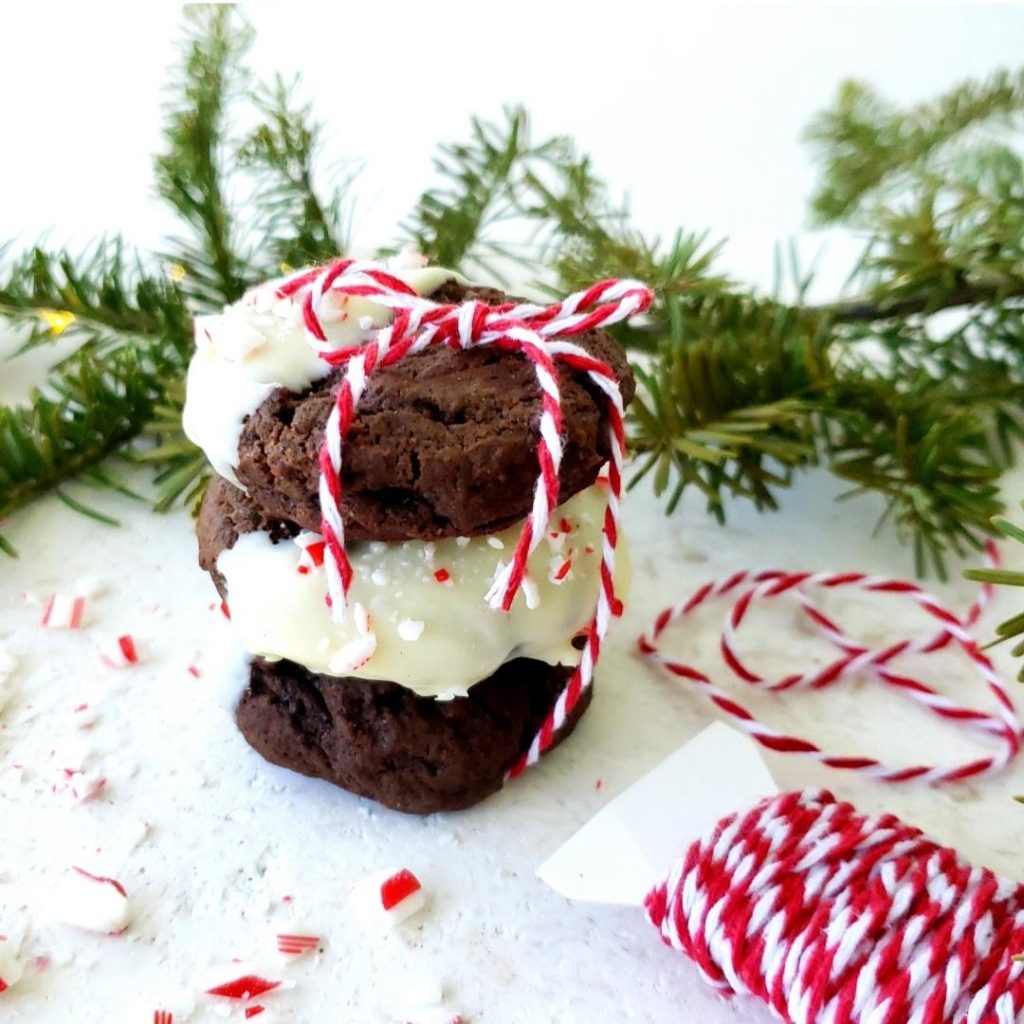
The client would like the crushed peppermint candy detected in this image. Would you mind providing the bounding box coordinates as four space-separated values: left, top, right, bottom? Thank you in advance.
275 933 320 957
328 602 376 673
53 866 129 933
100 634 139 668
397 619 425 642
245 1007 265 1019
293 532 326 574
153 1011 173 1024
41 594 86 629
72 703 99 729
0 936 23 994
352 868 426 928
433 568 451 585
204 963 288 1001
52 767 107 804
550 557 573 584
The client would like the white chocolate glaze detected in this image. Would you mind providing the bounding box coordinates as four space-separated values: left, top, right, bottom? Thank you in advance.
182 264 458 486
217 484 628 697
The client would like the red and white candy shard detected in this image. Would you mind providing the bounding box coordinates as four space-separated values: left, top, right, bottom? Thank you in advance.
40 594 86 629
353 868 426 927
52 767 107 804
100 634 139 668
204 962 289 1000
275 932 320 957
327 602 376 674
293 531 326 575
153 1011 173 1024
0 937 23 994
53 867 129 933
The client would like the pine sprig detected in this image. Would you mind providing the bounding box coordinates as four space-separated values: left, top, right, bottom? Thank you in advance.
965 506 1024 682
0 238 191 360
805 70 1024 223
239 74 356 272
154 4 253 308
0 347 161 554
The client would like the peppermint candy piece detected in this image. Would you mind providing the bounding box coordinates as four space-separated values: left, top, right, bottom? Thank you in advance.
41 594 86 629
352 868 426 928
293 531 326 575
52 767 107 804
0 937 23 994
203 962 289 1000
53 867 129 933
275 932 321 959
100 634 139 668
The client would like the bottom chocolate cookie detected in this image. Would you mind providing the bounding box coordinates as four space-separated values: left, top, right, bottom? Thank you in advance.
236 656 592 814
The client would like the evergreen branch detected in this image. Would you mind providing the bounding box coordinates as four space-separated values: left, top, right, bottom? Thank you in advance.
133 379 210 514
806 70 1024 223
154 3 253 306
239 74 356 271
965 505 1024 682
0 348 161 554
0 238 191 357
400 106 565 278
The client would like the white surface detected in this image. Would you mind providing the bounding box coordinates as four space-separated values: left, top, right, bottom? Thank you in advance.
1 4 1023 297
537 723 780 907
1 460 1023 1023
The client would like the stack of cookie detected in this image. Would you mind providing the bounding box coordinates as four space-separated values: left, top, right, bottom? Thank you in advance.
185 260 637 813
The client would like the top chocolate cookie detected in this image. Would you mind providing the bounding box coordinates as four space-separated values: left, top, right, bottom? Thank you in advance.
185 273 634 542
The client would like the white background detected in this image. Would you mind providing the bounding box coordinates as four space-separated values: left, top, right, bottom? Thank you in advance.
2 5 1024 1024
2 2 1023 294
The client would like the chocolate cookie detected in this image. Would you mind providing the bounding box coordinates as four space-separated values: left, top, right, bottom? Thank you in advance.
197 475 294 596
236 654 590 814
234 281 634 541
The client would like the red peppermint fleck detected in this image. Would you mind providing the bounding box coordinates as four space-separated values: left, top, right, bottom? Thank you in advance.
117 635 138 663
433 568 451 584
245 1007 265 1020
585 544 595 554
220 601 231 620
381 868 421 911
553 559 573 582
72 864 125 897
305 541 325 567
559 516 572 534
0 979 7 994
153 1011 173 1024
32 956 50 972
206 974 281 1000
297 566 310 575
186 665 201 679
276 933 320 956
74 703 89 713
280 895 293 904
595 778 604 791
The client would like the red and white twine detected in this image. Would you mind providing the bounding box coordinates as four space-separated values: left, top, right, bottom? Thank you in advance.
276 259 653 777
645 788 1024 1024
639 541 1022 784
